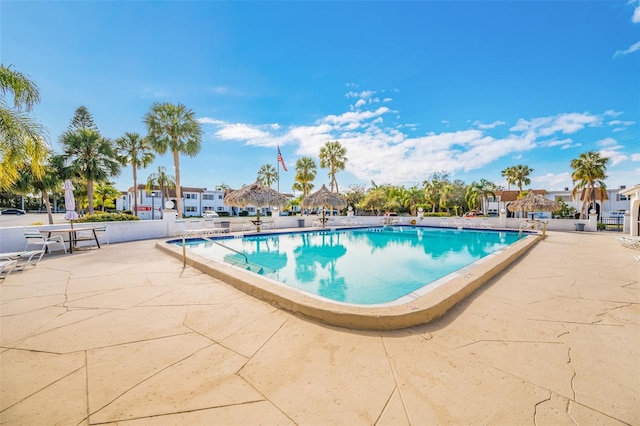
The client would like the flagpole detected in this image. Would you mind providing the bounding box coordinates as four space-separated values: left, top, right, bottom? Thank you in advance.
277 145 280 192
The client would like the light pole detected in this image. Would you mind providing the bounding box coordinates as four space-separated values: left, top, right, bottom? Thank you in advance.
151 193 156 220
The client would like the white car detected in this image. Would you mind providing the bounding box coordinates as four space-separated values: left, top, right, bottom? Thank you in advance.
203 211 219 218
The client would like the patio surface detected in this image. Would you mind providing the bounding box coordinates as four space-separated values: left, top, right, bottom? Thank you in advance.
1 231 638 425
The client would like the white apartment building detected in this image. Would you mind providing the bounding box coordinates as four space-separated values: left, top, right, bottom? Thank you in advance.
485 185 631 219
119 185 232 219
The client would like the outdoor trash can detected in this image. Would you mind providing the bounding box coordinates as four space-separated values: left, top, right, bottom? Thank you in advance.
575 223 585 231
298 219 305 227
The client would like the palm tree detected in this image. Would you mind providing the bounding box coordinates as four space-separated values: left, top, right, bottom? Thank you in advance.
146 166 175 211
570 151 609 219
258 164 278 187
115 132 155 217
94 181 121 211
502 164 533 193
465 179 496 215
59 128 121 214
319 140 347 193
10 155 62 224
144 102 202 218
294 156 317 199
400 185 425 216
0 65 48 191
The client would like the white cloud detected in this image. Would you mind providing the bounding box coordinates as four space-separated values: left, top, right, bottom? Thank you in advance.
608 119 636 126
534 172 573 189
633 4 640 23
611 127 626 132
197 117 225 125
597 137 618 147
603 110 623 117
631 153 640 161
382 97 392 103
354 99 366 108
198 99 628 185
596 138 628 166
510 112 601 137
473 120 506 129
614 40 640 57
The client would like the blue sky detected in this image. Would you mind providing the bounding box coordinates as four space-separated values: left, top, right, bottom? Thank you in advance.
2 1 639 194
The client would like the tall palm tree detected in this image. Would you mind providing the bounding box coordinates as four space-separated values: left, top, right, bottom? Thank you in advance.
465 179 496 215
115 132 155 217
0 65 48 190
319 140 347 193
294 156 317 199
502 164 533 193
144 102 202 218
571 151 609 219
258 164 278 187
59 128 121 214
146 165 176 210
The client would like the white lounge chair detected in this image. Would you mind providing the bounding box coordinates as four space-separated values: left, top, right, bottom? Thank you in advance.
24 231 67 254
0 250 45 272
203 219 225 235
0 259 17 280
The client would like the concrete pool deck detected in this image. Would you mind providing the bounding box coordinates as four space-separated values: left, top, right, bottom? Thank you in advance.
1 231 638 424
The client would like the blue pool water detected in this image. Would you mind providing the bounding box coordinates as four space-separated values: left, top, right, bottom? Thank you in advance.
175 227 520 305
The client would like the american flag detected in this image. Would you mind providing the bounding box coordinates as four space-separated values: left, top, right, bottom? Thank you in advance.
277 146 287 172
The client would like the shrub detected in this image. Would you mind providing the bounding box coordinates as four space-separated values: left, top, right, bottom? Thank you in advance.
423 212 450 217
239 211 249 217
218 211 230 217
75 213 139 223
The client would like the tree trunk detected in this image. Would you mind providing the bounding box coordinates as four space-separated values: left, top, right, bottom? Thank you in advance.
43 195 54 224
133 165 138 217
174 149 182 218
87 180 94 214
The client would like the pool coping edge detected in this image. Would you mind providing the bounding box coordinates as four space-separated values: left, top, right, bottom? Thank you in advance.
155 232 541 330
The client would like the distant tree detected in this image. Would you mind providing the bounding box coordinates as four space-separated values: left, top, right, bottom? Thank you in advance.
0 65 48 191
501 164 533 193
94 181 121 211
146 166 175 210
144 102 202 218
423 171 450 213
342 184 366 213
294 156 317 199
399 185 425 216
319 140 347 193
115 132 155 217
465 179 497 215
68 106 97 131
358 187 386 215
215 182 231 191
10 154 62 224
59 128 121 215
258 164 278 187
570 151 609 219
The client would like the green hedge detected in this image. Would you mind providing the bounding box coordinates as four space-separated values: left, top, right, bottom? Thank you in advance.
75 212 140 223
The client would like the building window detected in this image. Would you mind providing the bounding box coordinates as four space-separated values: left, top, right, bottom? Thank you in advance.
202 194 214 200
218 195 223 199
217 207 224 212
185 193 197 200
185 206 197 213
618 194 628 201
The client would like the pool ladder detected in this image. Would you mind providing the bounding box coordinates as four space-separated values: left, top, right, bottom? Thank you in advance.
203 237 275 276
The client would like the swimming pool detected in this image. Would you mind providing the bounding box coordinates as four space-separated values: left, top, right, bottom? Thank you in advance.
172 227 521 305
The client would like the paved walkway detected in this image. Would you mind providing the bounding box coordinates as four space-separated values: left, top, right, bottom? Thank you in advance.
1 231 638 425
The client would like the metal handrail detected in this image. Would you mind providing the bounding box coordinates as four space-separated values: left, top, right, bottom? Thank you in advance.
203 237 248 263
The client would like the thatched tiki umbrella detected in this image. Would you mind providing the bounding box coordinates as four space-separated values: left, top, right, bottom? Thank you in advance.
301 184 347 228
224 179 289 232
507 191 560 219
